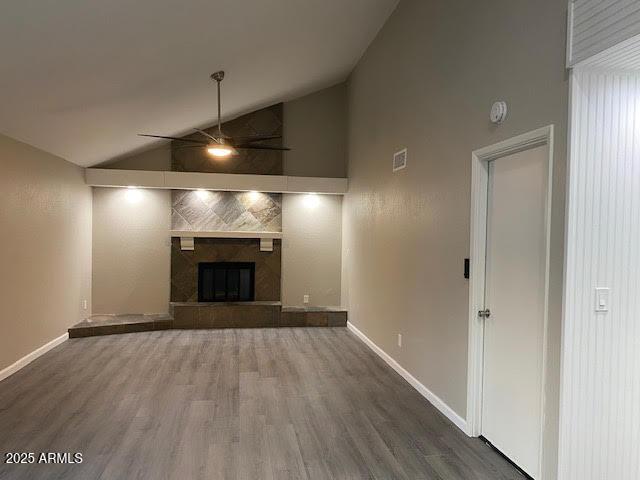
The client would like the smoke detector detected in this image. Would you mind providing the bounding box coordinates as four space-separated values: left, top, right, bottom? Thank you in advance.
490 101 508 124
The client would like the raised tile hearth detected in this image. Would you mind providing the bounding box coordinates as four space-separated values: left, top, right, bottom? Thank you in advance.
172 302 347 329
68 314 173 338
68 305 347 337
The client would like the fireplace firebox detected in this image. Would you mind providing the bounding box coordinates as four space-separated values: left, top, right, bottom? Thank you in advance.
198 262 255 302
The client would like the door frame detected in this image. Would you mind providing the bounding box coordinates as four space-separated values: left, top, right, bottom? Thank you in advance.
466 125 554 475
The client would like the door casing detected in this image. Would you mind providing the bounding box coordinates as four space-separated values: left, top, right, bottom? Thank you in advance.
466 125 554 478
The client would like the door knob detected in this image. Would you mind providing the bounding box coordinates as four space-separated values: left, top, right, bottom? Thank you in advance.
478 309 491 319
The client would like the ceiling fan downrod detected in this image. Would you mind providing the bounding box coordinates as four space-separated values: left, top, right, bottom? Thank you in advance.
210 71 225 141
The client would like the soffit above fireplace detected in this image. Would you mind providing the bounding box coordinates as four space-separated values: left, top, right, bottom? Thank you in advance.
85 168 348 195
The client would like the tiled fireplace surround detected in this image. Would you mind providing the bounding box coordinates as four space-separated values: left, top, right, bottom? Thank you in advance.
170 190 284 303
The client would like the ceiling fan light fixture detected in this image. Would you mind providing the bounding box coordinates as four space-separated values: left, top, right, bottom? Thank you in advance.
138 70 290 155
207 144 237 157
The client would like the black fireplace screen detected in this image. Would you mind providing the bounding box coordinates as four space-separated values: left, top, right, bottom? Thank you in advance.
198 262 255 302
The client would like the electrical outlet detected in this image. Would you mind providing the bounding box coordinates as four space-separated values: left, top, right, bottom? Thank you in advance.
398 334 402 347
303 294 310 304
82 299 88 310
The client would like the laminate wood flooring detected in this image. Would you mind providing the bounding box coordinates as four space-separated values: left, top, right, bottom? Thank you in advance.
0 328 522 479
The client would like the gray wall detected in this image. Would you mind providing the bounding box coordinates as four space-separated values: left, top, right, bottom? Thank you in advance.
92 188 171 314
91 189 342 311
283 83 347 178
100 145 171 171
342 1 567 478
282 194 342 306
0 133 92 371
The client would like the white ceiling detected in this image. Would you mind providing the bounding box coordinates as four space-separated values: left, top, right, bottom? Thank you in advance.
0 0 397 167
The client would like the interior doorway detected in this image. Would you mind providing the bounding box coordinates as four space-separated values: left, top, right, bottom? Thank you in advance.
466 126 554 479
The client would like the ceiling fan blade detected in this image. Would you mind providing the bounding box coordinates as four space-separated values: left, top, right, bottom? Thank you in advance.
231 134 282 142
172 144 291 152
193 128 221 142
236 145 291 151
138 134 207 145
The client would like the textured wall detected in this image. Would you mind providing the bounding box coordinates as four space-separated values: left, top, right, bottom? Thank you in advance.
99 144 171 171
282 194 342 306
559 68 640 480
172 190 281 232
283 83 347 178
0 134 92 371
171 104 283 175
92 188 171 314
171 238 281 302
343 1 567 477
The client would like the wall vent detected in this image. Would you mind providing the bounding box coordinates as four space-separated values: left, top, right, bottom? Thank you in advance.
393 148 407 172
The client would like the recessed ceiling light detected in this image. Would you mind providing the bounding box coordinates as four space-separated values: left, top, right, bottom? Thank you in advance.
125 187 142 203
304 193 320 208
248 190 260 202
195 189 210 200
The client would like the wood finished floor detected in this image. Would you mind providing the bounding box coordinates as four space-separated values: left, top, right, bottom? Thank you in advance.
0 328 521 480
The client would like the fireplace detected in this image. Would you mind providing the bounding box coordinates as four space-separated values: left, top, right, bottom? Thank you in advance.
198 262 255 302
171 238 280 302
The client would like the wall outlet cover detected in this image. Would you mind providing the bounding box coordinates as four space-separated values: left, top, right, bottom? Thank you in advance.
303 294 310 304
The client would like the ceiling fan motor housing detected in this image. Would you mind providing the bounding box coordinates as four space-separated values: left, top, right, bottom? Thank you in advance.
211 71 225 82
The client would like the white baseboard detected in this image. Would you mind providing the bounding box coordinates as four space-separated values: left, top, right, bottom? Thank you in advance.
347 321 469 434
0 332 69 383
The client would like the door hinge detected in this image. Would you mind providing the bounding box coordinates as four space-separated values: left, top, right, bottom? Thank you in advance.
478 309 491 319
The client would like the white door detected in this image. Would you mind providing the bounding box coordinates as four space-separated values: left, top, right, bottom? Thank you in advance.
481 145 548 479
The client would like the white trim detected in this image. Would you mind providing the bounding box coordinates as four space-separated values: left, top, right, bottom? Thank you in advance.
467 125 554 478
0 332 69 383
557 71 575 480
347 321 468 434
566 0 574 68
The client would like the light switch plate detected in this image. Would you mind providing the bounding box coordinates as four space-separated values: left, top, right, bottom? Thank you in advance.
303 295 309 304
595 287 610 312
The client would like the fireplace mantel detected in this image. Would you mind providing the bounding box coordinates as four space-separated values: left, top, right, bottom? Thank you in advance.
170 230 282 252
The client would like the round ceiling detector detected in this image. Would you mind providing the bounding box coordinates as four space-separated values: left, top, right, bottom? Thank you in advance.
490 101 508 124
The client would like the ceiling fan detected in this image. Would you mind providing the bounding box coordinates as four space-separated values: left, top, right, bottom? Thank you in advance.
139 71 290 158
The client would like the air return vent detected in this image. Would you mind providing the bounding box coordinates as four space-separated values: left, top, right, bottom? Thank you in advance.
393 148 407 172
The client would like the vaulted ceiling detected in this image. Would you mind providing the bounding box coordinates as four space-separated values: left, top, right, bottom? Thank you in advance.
0 0 397 167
